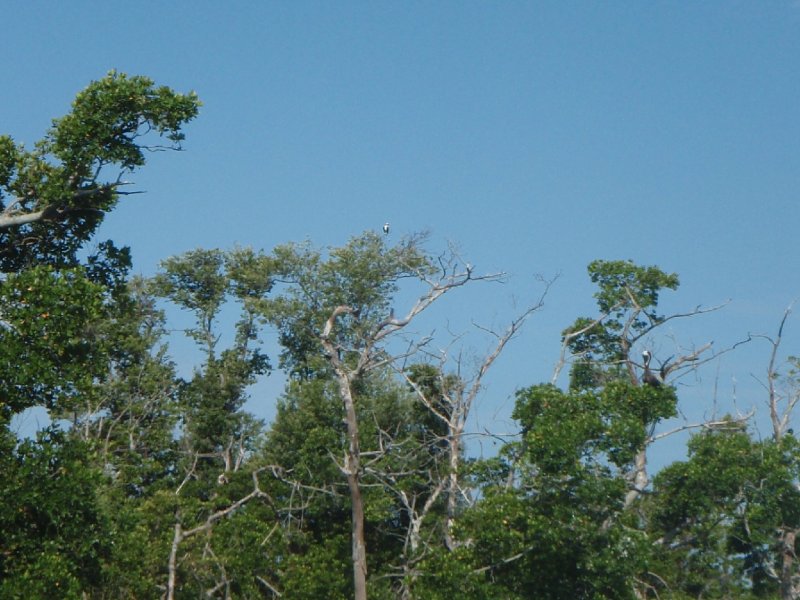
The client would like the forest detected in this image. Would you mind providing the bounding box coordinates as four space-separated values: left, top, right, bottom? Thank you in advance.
1 73 799 600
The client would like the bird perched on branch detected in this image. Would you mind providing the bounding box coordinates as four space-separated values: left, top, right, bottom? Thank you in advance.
641 350 664 387
383 222 390 234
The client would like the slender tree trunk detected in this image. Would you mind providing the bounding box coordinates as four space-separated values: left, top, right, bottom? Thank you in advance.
624 357 649 509
167 521 182 600
624 449 648 508
444 423 462 550
781 529 797 600
338 373 368 600
320 306 369 599
347 469 367 600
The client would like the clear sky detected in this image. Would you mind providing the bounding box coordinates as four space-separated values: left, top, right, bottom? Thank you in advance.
3 2 799 466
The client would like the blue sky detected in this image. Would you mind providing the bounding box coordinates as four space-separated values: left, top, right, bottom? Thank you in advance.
4 2 800 466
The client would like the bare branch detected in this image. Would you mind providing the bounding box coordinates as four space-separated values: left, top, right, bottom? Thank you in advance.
551 300 625 385
256 575 283 597
0 181 135 231
661 342 715 379
166 468 274 600
649 411 754 443
767 304 794 441
472 544 537 574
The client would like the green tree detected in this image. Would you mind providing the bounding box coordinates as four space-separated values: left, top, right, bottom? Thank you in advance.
258 232 505 600
262 375 406 599
152 247 272 485
557 260 716 510
0 71 199 270
0 70 199 421
0 428 110 598
559 259 679 391
150 247 278 598
427 381 669 599
0 265 109 419
0 72 199 597
641 309 800 599
644 426 800 598
431 259 725 598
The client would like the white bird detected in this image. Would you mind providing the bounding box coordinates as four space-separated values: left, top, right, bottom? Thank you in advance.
383 222 390 234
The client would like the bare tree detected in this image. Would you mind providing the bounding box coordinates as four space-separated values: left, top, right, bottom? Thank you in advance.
756 304 799 442
752 304 800 599
406 294 547 546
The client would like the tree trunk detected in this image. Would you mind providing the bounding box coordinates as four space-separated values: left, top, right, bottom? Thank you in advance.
624 355 648 509
347 469 368 600
781 529 796 600
624 448 648 509
339 373 368 600
444 424 461 550
167 521 182 600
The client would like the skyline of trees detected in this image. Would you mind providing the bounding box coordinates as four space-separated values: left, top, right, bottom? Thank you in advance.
1 73 798 599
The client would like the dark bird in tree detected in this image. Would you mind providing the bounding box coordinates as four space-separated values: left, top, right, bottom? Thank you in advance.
383 222 390 234
641 350 663 387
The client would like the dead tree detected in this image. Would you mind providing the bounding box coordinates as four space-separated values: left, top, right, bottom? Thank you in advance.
753 304 800 599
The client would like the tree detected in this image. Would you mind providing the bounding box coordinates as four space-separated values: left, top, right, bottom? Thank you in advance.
0 428 110 598
152 248 272 480
645 425 800 599
0 73 200 598
0 72 199 270
150 247 277 596
398 293 546 564
558 260 721 508
757 306 800 598
0 71 199 422
423 259 740 598
259 232 507 600
424 381 661 599
0 264 111 419
642 308 800 599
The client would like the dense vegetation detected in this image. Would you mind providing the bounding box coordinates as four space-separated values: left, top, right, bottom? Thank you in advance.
2 74 799 599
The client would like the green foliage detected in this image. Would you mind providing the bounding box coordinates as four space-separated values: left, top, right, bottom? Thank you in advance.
563 260 679 389
0 73 200 599
0 429 110 598
90 279 181 497
646 427 800 598
513 382 677 474
0 71 199 271
0 266 108 418
49 71 198 175
265 378 347 488
261 232 433 378
588 259 679 318
152 247 271 475
441 484 646 600
261 365 459 596
153 247 271 367
153 249 229 327
405 363 456 446
411 548 500 599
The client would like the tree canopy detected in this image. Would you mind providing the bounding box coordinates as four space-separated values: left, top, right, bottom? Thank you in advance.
2 74 799 600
